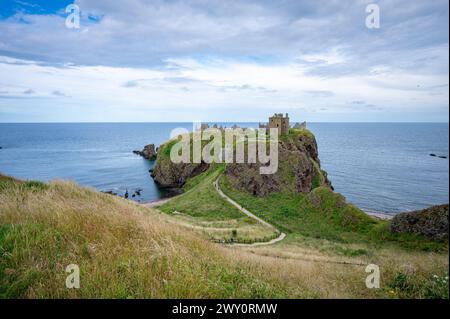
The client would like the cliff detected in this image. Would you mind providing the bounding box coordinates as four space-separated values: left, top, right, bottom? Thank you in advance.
225 128 332 196
152 128 332 195
390 204 449 241
151 139 209 188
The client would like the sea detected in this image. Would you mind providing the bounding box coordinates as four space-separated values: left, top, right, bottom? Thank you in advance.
0 122 448 216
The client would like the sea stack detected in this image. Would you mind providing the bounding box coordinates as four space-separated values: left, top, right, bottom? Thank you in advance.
133 144 157 160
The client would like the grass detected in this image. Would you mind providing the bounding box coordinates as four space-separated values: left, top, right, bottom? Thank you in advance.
219 174 447 252
0 173 448 299
0 173 299 298
158 165 278 243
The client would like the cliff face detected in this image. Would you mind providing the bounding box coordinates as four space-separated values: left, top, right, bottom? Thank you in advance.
151 139 210 188
224 129 332 196
390 204 449 241
152 129 332 194
133 144 157 160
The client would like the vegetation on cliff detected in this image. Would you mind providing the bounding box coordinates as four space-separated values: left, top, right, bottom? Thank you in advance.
1 174 448 298
1 128 448 299
0 174 296 298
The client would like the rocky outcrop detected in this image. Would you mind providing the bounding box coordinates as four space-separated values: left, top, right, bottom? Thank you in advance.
151 129 332 194
152 160 209 188
390 204 449 241
225 130 332 196
151 139 209 188
133 144 157 160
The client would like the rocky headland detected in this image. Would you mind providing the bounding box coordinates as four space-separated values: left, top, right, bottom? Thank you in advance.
150 127 448 243
151 128 332 195
133 143 157 160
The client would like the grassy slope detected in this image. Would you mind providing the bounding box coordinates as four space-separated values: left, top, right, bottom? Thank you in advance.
158 165 278 244
154 129 448 298
1 173 448 299
219 174 449 298
0 174 299 298
220 173 447 251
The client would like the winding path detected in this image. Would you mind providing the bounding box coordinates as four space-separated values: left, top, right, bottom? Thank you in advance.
213 175 286 247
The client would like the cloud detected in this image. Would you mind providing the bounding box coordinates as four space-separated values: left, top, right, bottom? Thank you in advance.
52 90 69 97
217 84 277 93
0 0 447 122
304 90 335 98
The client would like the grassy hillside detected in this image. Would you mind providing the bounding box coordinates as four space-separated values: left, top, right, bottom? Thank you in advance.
158 166 279 244
1 174 448 298
220 173 447 252
0 174 296 298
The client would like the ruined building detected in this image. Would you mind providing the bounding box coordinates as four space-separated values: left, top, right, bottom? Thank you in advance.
260 113 289 135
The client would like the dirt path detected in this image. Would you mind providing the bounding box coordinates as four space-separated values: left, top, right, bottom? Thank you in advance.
142 173 287 247
213 175 287 247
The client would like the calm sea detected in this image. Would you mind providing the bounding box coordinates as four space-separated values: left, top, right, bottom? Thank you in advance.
0 123 448 215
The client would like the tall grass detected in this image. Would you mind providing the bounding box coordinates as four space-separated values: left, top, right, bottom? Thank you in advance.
0 175 295 298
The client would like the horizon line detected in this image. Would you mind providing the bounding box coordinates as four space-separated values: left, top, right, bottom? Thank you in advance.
0 121 449 124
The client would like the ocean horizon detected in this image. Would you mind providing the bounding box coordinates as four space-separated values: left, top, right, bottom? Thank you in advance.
1 122 448 216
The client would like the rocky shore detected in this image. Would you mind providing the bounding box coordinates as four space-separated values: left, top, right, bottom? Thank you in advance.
390 204 449 241
133 143 157 160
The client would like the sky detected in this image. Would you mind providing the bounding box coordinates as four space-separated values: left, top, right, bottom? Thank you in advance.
0 0 448 122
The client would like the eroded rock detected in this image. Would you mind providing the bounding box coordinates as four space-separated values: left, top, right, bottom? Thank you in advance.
390 204 449 241
133 144 157 160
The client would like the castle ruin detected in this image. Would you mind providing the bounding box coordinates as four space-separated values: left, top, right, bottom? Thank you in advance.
259 113 289 135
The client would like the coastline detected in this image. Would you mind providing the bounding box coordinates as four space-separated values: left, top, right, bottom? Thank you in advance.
365 210 393 220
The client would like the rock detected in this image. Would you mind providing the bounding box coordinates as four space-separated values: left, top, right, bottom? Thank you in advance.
225 130 332 196
151 128 332 194
133 144 157 160
152 160 209 188
430 153 437 157
390 204 449 241
151 137 210 188
102 190 118 196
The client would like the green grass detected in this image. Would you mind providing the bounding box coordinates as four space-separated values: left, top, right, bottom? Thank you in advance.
386 271 449 299
0 173 303 298
219 174 447 251
159 166 246 220
157 166 278 243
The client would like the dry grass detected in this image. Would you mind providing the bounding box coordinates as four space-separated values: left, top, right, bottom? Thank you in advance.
0 177 294 298
164 212 279 243
0 174 447 299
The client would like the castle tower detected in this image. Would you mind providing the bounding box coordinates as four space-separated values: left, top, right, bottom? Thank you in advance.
268 113 289 135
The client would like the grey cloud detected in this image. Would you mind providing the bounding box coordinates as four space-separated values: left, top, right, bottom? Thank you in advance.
52 90 69 97
122 80 140 88
0 0 446 76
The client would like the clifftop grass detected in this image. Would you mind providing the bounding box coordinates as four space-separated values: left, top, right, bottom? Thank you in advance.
0 174 298 298
219 174 447 252
1 173 448 299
